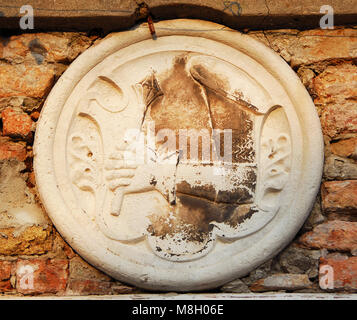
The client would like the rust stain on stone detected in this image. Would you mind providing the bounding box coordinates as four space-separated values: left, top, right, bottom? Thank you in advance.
140 54 260 247
147 193 257 243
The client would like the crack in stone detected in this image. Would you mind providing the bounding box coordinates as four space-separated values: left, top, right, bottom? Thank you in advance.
264 0 271 16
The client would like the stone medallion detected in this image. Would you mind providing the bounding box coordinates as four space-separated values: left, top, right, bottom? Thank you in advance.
34 20 324 291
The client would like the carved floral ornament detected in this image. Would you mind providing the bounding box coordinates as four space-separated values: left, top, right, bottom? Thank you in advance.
34 20 323 291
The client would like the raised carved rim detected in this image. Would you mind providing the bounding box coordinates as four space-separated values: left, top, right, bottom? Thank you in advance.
34 19 324 291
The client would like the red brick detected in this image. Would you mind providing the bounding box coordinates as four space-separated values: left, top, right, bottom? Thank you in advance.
0 261 12 281
320 103 357 139
30 111 40 121
313 64 357 105
0 64 54 99
0 261 13 293
0 281 12 292
321 180 357 213
320 256 357 292
27 171 36 188
16 259 68 295
299 221 357 253
111 284 137 294
311 63 357 139
291 29 357 67
0 226 52 255
0 137 27 161
66 279 112 296
250 274 312 292
2 107 34 139
331 138 357 159
69 256 111 281
0 33 96 64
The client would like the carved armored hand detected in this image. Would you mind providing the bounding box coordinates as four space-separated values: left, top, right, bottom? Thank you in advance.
106 134 179 216
105 137 139 216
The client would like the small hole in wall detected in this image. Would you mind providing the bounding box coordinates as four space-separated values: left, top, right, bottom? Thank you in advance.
71 136 81 144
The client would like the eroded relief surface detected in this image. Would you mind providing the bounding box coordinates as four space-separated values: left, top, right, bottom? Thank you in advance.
66 52 291 261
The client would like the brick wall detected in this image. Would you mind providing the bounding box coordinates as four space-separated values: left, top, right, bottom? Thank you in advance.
0 26 356 296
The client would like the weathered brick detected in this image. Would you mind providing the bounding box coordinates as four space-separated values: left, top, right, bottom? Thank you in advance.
30 111 40 121
66 279 112 296
0 280 12 292
324 155 357 181
65 256 138 295
299 221 357 253
0 261 12 280
111 283 137 294
27 171 36 188
321 180 357 213
331 138 357 160
220 279 250 293
291 29 357 67
0 64 54 99
250 274 312 292
0 33 96 64
0 160 50 238
321 103 357 139
66 280 136 295
313 63 357 105
320 256 357 292
278 245 321 278
0 226 52 255
69 256 111 281
311 63 357 139
0 261 13 292
0 137 27 161
16 259 68 295
1 107 34 139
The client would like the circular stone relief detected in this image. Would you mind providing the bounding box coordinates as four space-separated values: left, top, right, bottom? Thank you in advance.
34 20 324 291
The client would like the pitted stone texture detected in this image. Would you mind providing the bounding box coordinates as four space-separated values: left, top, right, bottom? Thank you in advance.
291 29 357 68
0 160 51 254
312 63 357 140
324 155 357 181
320 103 357 140
250 274 313 292
16 259 68 295
0 261 13 292
278 245 321 279
0 226 52 255
299 221 357 253
220 279 251 293
301 198 326 232
1 107 35 139
0 64 54 99
320 256 357 292
313 64 357 107
331 138 357 160
321 180 357 214
0 33 97 64
0 137 27 161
